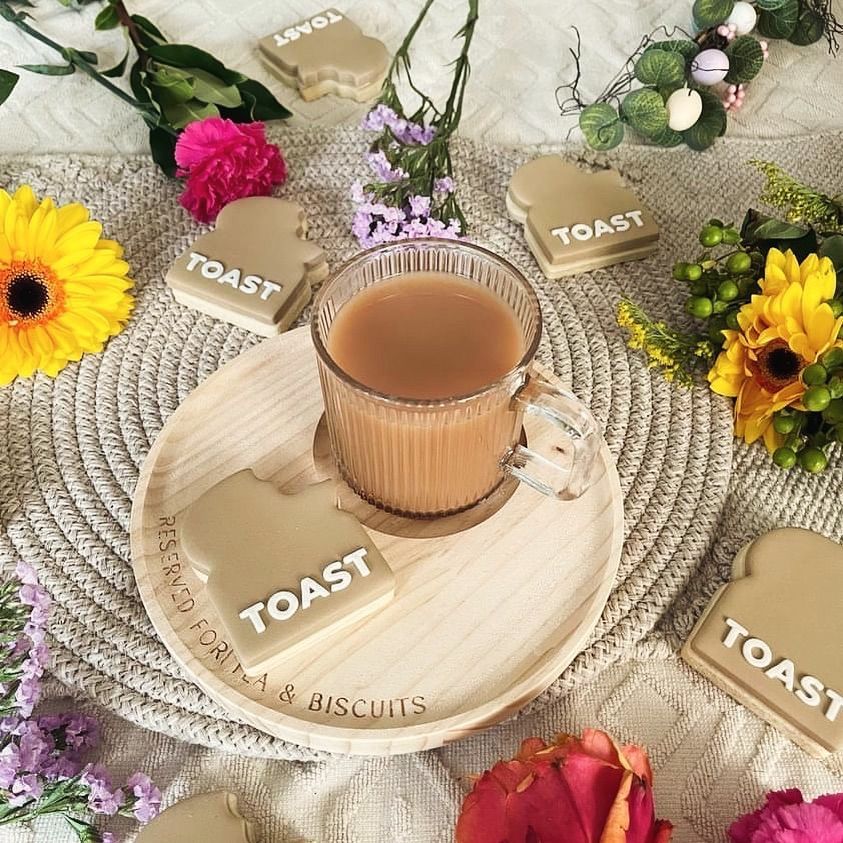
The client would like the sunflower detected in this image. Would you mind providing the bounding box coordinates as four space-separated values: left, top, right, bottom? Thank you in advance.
0 186 133 386
708 248 842 452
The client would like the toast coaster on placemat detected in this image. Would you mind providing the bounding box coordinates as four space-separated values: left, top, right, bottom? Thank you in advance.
136 792 257 843
681 528 843 758
180 472 395 676
165 197 327 338
506 155 659 279
258 9 389 102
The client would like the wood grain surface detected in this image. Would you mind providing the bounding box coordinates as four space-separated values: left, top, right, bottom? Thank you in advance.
131 327 624 755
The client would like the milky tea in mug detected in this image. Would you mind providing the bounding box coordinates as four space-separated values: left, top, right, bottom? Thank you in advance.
312 239 599 517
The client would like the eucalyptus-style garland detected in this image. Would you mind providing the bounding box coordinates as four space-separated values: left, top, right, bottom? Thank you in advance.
559 0 841 152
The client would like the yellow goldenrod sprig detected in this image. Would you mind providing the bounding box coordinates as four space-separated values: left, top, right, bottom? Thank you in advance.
751 160 842 231
617 298 714 387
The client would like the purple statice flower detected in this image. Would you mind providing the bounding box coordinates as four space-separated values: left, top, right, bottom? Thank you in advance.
14 675 41 718
434 176 455 194
361 104 436 146
81 764 125 817
8 772 43 807
126 772 162 823
0 742 21 790
62 713 101 754
408 195 431 217
14 562 38 587
360 103 397 132
365 150 407 183
101 833 116 843
16 720 52 772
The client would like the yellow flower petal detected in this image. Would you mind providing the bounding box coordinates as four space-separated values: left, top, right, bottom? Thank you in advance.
0 186 134 385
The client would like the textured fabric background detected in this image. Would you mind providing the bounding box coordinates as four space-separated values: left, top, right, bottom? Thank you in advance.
0 1 843 841
1 0 842 151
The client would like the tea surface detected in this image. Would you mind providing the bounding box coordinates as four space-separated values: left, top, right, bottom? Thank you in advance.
327 272 524 400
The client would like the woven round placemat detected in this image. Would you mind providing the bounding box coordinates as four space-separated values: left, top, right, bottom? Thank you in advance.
0 128 734 761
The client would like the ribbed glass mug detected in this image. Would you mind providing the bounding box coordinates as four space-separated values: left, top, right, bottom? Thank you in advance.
311 239 600 517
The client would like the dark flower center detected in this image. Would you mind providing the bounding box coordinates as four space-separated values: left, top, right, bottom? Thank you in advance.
749 340 803 393
7 272 50 318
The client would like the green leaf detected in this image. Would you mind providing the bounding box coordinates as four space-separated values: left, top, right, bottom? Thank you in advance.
75 50 98 65
741 209 819 259
681 88 727 150
819 235 843 271
725 35 765 83
646 122 684 147
18 62 75 76
579 102 625 150
756 0 799 38
148 126 177 176
187 67 242 107
755 0 788 8
151 67 195 105
130 60 163 125
0 69 19 105
162 98 219 129
146 44 247 86
692 0 734 27
129 13 166 49
647 39 700 59
635 49 686 86
131 14 165 40
101 50 129 78
621 88 669 137
230 78 290 121
789 6 824 45
94 4 119 30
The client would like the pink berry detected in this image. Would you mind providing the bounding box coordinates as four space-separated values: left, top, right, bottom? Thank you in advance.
727 94 737 103
717 24 730 36
760 40 768 49
728 84 737 93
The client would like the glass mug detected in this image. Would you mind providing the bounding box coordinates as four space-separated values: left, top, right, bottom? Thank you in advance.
311 239 600 517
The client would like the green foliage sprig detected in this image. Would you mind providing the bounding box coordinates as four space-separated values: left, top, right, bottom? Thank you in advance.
559 0 841 152
0 0 291 174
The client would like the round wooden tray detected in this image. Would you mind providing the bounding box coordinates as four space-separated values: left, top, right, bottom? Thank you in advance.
131 327 624 756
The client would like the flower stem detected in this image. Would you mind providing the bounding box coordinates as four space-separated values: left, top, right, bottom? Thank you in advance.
0 0 169 131
112 0 148 69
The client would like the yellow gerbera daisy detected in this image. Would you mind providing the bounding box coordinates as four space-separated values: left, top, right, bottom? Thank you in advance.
708 248 842 452
0 185 133 386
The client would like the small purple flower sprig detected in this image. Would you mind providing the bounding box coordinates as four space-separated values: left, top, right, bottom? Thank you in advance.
351 0 479 248
0 561 160 843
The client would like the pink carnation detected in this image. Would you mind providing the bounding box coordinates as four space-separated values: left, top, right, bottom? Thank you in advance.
730 789 843 843
175 117 287 223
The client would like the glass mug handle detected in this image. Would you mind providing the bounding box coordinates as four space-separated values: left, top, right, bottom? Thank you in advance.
503 373 601 500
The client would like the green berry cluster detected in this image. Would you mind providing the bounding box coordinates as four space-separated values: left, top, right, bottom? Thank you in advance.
673 220 763 347
771 346 843 473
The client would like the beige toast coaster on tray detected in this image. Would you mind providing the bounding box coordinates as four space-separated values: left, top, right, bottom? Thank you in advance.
181 472 395 676
165 197 327 338
681 528 843 758
136 792 258 843
506 155 659 279
258 9 389 102
131 327 624 756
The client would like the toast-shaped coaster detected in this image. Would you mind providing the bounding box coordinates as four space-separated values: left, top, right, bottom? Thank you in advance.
681 528 843 758
258 9 389 102
506 155 659 279
136 792 258 843
181 472 395 676
166 197 327 338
